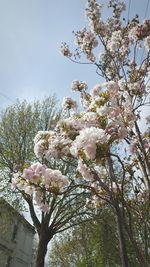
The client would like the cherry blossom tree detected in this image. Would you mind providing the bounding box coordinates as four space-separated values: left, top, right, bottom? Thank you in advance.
11 1 150 266
60 1 150 266
1 99 91 267
12 161 91 267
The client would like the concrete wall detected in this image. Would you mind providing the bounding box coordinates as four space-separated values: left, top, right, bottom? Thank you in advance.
0 199 35 267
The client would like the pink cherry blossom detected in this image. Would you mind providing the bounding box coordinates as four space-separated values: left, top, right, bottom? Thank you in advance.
77 159 94 181
70 127 109 160
62 96 77 110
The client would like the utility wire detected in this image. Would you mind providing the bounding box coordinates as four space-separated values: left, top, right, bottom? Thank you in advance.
127 0 131 22
140 0 150 63
144 0 150 19
0 91 14 104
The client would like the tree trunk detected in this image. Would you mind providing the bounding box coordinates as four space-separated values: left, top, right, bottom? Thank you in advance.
130 238 150 267
115 207 129 267
125 226 150 267
107 156 129 267
33 230 50 267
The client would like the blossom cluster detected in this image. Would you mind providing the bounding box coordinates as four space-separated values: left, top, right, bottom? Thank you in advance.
34 130 72 160
70 127 110 160
145 35 150 51
62 96 77 110
107 30 129 57
71 80 88 92
60 42 72 57
108 0 126 19
11 162 69 212
74 28 98 61
85 0 104 35
136 20 150 40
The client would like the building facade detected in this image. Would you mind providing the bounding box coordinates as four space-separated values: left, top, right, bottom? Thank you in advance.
0 199 35 267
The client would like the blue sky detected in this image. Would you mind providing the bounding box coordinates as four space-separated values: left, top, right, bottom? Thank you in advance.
0 0 150 110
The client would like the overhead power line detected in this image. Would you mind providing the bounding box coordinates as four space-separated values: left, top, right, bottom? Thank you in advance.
0 91 14 104
127 0 131 22
140 0 150 63
144 0 150 19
